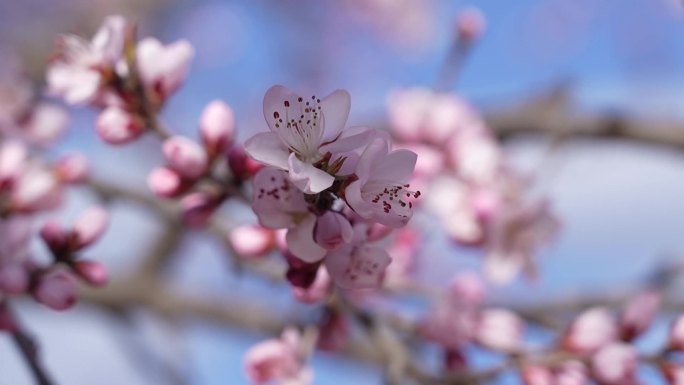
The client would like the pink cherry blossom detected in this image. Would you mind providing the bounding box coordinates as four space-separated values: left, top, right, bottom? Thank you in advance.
39 220 69 255
387 88 482 144
324 223 391 290
591 342 638 385
563 307 617 354
620 289 660 341
384 227 420 287
148 167 183 198
0 140 27 185
456 7 486 42
425 176 486 245
245 85 351 194
200 100 235 155
54 153 89 183
344 137 418 228
46 15 126 104
475 309 524 352
162 136 208 180
96 106 144 145
228 225 275 258
136 37 194 102
21 103 70 145
244 328 311 385
10 165 62 213
33 269 77 311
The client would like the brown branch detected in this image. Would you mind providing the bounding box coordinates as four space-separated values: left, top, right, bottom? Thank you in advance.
8 306 56 385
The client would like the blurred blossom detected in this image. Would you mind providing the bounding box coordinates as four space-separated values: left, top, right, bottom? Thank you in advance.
620 289 661 341
33 268 77 311
293 267 333 304
96 106 144 145
475 309 524 352
590 342 638 385
563 307 617 354
228 225 275 259
244 328 312 385
136 37 194 104
200 100 235 156
455 7 486 43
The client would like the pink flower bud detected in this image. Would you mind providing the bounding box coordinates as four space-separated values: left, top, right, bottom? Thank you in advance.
96 107 144 145
317 311 348 352
33 269 77 311
54 153 89 183
73 206 109 249
73 260 109 287
621 289 661 341
228 224 275 258
563 307 617 354
293 267 332 304
11 168 62 213
314 211 353 250
591 343 637 385
136 38 194 102
449 271 486 306
521 365 553 385
476 309 524 352
661 362 684 385
0 262 30 294
162 136 208 180
456 7 486 43
40 220 69 255
669 315 684 351
200 100 235 155
147 167 183 198
180 192 219 227
228 146 263 181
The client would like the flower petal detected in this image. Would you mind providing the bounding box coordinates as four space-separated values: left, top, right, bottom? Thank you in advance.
263 85 298 132
325 244 391 290
320 89 351 142
286 216 327 263
288 153 334 194
244 132 290 170
314 211 353 250
372 149 417 183
252 167 309 229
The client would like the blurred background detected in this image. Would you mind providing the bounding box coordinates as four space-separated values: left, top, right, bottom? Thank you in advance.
2 0 684 384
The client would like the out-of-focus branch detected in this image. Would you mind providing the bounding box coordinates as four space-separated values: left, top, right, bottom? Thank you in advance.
486 84 684 151
8 306 56 385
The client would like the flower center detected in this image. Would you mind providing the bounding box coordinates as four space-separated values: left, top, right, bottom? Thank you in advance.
272 96 324 162
366 182 420 215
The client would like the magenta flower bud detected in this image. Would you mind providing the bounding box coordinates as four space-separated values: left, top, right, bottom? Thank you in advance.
591 343 637 385
180 192 219 227
73 206 109 249
40 220 69 255
0 262 30 294
228 146 263 181
669 315 684 351
33 269 77 311
162 136 208 180
284 252 322 289
620 289 661 341
456 7 486 43
54 153 89 183
200 100 235 155
314 211 353 250
228 224 275 258
96 106 144 145
147 167 183 198
293 267 332 304
73 260 109 287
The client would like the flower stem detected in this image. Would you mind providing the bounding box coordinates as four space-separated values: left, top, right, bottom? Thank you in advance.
8 306 56 385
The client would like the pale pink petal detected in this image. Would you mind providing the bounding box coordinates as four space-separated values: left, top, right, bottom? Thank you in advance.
73 260 109 287
372 149 417 183
137 38 194 99
23 103 69 145
46 65 101 105
73 206 109 249
325 244 391 290
147 167 183 198
228 225 274 258
54 153 89 183
563 307 617 354
11 167 62 212
244 132 290 170
252 167 309 229
0 140 26 183
96 106 144 145
286 216 327 263
320 89 351 142
262 85 298 133
287 153 334 194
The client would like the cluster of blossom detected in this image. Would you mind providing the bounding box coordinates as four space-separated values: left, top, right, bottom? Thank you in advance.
0 66 110 324
46 15 193 144
238 85 419 294
387 87 559 284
